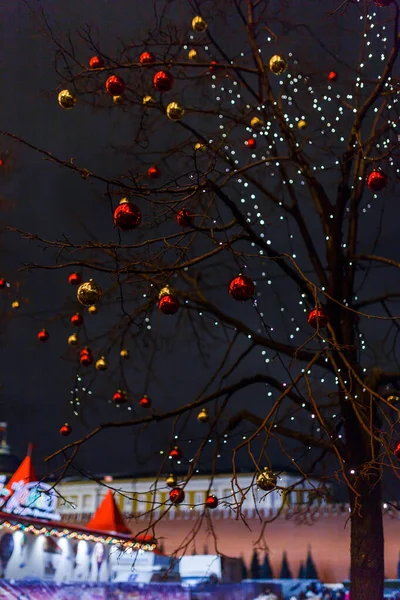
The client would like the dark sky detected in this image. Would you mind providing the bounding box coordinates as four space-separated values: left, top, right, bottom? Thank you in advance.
0 0 399 494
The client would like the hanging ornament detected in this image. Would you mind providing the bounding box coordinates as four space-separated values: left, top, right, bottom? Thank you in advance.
148 165 161 179
88 305 98 315
192 15 207 32
375 0 394 5
246 138 256 150
113 198 141 230
158 288 180 315
139 395 152 408
387 395 399 403
166 102 185 121
89 55 104 69
188 49 198 60
153 71 173 92
394 442 400 459
58 90 77 109
0 278 5 289
143 95 156 106
228 274 255 302
250 116 264 129
169 487 185 504
269 55 288 75
70 313 83 327
120 349 129 359
105 75 126 96
367 170 388 192
307 308 329 329
194 142 207 152
112 389 128 404
205 494 218 509
37 329 49 342
77 279 102 306
176 209 194 228
113 95 124 105
166 474 178 488
197 408 209 423
80 348 93 366
170 446 182 461
328 71 338 82
68 272 81 286
11 300 19 310
95 356 108 371
60 423 72 437
256 467 277 491
140 51 156 64
68 333 79 346
208 61 219 74
297 120 307 130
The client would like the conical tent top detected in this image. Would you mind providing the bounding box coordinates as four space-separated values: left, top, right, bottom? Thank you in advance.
6 450 37 493
86 490 131 535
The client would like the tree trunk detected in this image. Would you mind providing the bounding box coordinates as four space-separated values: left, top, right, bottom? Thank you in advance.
349 476 384 600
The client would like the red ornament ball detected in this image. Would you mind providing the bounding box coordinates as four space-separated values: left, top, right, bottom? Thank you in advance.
105 75 126 96
176 209 194 228
208 61 219 73
228 275 255 302
112 389 128 404
205 494 219 509
159 294 180 315
375 0 394 5
170 446 182 461
140 51 156 64
38 329 49 342
68 272 81 286
139 395 152 408
169 487 185 505
70 313 83 326
80 349 93 366
328 71 338 82
60 423 71 437
367 170 388 192
148 165 161 179
394 442 400 459
153 70 173 92
307 308 329 329
113 200 141 230
0 278 6 289
89 55 104 69
246 138 257 150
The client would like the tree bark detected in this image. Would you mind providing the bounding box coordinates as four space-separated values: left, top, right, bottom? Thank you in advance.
349 476 384 600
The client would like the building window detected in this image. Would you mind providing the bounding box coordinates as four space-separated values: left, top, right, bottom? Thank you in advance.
194 491 205 506
68 495 78 510
82 494 93 511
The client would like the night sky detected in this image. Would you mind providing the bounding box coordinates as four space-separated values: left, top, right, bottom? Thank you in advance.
0 0 399 496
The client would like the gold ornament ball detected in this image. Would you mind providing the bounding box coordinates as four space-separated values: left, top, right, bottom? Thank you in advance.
188 49 198 61
194 142 206 152
68 333 78 346
96 356 108 371
297 119 307 130
11 300 20 310
166 473 178 488
88 305 98 314
387 395 399 403
192 15 207 33
197 408 209 423
113 95 124 105
250 116 264 130
269 54 288 75
120 349 129 359
143 95 155 106
77 279 102 307
166 102 185 121
256 467 277 491
58 89 77 110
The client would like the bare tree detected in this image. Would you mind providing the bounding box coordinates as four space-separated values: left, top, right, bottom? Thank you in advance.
3 0 400 598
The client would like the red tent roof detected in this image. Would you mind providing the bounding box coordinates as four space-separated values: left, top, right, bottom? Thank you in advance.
86 490 131 535
6 454 37 493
